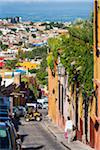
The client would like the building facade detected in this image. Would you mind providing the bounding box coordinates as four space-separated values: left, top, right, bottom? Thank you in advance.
94 0 100 149
48 1 100 148
48 59 66 128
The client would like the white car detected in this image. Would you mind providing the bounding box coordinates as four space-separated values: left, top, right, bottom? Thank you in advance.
37 97 48 106
42 101 48 109
26 103 37 108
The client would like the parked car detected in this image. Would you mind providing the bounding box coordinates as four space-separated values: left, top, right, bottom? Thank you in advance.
17 106 26 117
0 106 11 122
0 108 9 113
0 122 21 150
0 108 13 119
13 106 27 118
13 107 21 118
25 103 37 110
42 101 48 109
0 116 11 122
37 97 48 108
0 105 9 110
0 111 8 117
37 102 43 109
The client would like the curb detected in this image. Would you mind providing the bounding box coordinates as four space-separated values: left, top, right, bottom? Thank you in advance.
42 120 94 150
60 141 71 150
43 121 72 150
47 125 71 150
47 126 57 138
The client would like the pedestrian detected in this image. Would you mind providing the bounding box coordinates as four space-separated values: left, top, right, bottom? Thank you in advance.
94 114 100 150
64 116 73 143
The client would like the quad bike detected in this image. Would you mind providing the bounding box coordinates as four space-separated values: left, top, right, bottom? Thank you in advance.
24 110 42 122
33 111 42 121
25 113 32 122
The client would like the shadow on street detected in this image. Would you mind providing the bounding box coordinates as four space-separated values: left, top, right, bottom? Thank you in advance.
12 117 21 132
20 134 28 142
22 144 44 150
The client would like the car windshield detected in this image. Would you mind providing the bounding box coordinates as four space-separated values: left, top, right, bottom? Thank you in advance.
43 102 48 104
0 128 10 149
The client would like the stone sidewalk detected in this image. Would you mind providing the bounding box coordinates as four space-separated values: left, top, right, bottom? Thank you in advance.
42 116 94 150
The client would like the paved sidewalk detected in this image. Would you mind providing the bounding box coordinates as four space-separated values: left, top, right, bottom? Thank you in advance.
42 116 94 150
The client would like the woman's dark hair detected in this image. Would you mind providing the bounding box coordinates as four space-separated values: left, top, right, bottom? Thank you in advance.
67 116 70 120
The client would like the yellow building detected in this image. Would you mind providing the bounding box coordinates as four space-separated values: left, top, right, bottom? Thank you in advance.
94 0 100 81
18 61 39 70
94 0 100 149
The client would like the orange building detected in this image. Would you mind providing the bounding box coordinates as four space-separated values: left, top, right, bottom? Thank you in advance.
48 60 66 129
48 65 58 124
94 0 100 149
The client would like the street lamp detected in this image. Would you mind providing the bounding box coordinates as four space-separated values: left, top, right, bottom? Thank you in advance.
58 63 63 76
57 61 66 115
57 62 65 77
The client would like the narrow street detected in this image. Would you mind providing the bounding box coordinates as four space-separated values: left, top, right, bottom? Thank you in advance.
17 110 68 150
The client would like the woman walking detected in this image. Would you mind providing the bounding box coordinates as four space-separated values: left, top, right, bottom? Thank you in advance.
65 116 73 143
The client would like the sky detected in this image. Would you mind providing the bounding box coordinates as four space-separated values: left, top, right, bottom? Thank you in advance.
0 0 92 2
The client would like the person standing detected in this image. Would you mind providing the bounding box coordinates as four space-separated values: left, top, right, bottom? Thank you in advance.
65 116 73 143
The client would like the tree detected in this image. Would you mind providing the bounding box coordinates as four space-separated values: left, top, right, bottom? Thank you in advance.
36 56 48 85
18 46 47 60
5 59 18 70
0 31 2 36
47 19 93 96
1 44 8 51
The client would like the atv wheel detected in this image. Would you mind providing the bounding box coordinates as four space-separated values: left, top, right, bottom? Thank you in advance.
36 116 41 121
25 118 29 122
